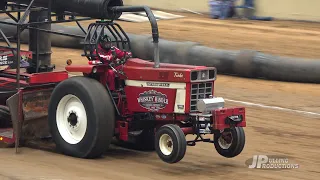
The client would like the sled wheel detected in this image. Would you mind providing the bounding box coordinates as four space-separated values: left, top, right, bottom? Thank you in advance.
155 124 187 163
214 127 245 158
48 76 115 158
0 105 14 148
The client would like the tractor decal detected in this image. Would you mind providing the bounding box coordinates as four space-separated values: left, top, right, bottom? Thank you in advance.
0 55 12 66
0 49 32 68
146 82 170 87
0 55 8 61
137 90 169 111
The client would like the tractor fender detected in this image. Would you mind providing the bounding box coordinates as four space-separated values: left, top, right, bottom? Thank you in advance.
65 65 98 74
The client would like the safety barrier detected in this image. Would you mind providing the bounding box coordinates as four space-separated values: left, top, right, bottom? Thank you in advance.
1 18 319 83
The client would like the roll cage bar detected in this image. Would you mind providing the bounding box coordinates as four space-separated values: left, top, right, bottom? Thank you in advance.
82 20 131 63
0 0 160 89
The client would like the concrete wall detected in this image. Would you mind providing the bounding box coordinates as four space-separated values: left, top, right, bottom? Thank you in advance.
124 0 320 21
255 0 320 21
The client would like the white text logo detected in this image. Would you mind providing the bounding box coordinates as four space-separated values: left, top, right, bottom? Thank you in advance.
247 155 299 169
174 72 183 78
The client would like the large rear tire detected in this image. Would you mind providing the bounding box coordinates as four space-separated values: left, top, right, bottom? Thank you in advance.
48 76 115 158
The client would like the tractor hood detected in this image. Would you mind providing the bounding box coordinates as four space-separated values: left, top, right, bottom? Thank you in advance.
123 58 217 83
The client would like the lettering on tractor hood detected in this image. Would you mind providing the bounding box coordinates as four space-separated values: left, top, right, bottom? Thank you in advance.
137 90 169 111
174 72 183 78
146 82 170 87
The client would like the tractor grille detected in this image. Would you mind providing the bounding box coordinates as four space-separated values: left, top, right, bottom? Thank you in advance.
190 82 213 112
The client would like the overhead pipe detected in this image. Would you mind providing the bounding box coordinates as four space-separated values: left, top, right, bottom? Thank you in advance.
3 1 161 67
110 6 160 68
6 0 124 20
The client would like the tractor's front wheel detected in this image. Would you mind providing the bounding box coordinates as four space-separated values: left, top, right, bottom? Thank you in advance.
214 127 245 158
155 124 187 163
48 76 115 158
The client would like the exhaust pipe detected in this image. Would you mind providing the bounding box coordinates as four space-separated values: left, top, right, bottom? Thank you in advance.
110 6 160 68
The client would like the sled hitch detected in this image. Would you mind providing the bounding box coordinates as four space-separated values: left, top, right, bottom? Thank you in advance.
3 86 55 153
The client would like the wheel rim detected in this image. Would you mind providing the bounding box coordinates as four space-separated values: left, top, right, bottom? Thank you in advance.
159 134 173 156
218 132 233 149
56 94 87 144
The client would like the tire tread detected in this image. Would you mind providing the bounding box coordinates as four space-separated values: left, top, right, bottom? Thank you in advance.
48 76 115 159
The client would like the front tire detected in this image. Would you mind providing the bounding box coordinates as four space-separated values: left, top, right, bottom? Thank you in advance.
155 124 186 163
48 76 115 158
214 127 245 158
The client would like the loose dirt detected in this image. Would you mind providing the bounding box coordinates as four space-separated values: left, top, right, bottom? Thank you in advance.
0 12 320 180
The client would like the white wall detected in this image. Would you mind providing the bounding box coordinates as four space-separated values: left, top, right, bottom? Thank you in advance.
124 0 320 21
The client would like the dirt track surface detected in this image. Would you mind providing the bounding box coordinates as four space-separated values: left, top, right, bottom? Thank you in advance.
1 12 320 180
0 101 319 180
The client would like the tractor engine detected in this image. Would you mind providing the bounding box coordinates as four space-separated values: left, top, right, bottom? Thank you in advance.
122 59 218 115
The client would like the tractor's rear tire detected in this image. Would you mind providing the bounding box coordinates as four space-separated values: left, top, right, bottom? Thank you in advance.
0 105 14 148
48 76 115 159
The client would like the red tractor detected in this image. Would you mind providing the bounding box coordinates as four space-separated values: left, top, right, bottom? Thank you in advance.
0 2 246 164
